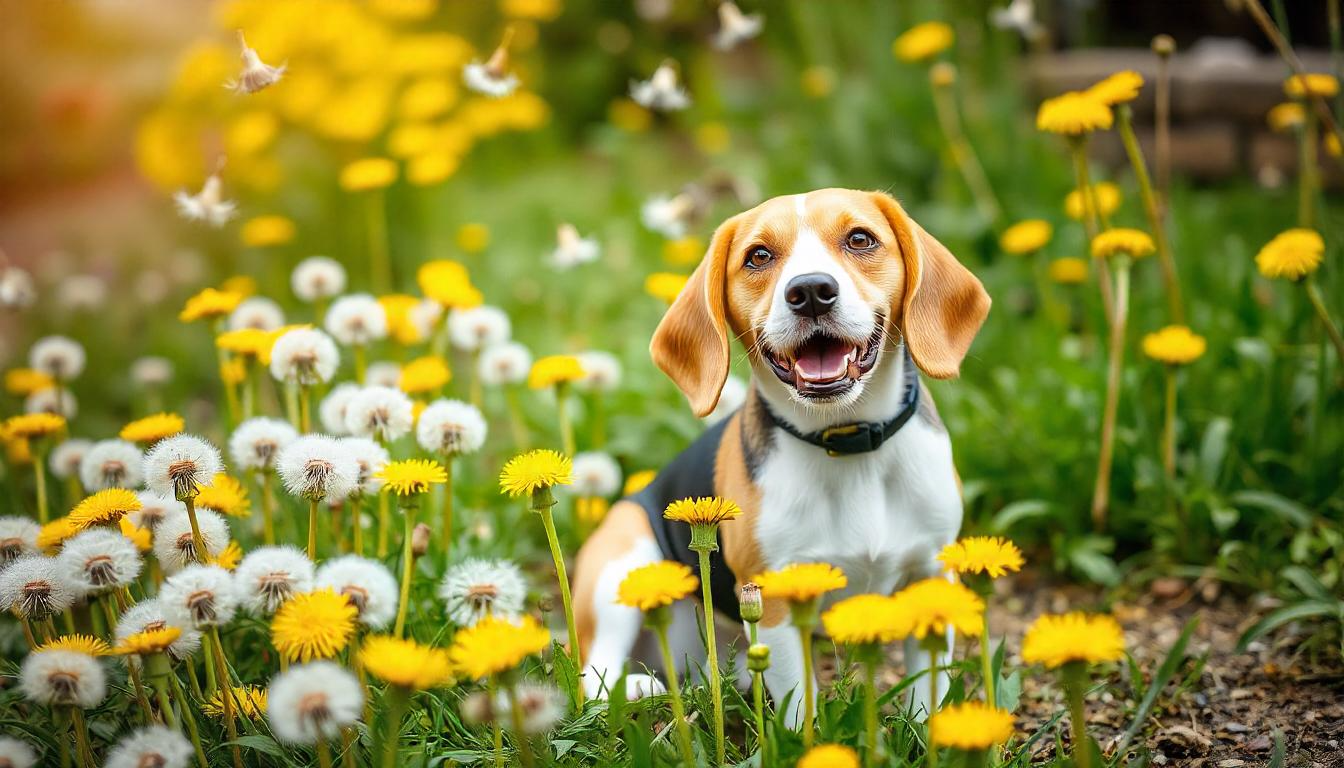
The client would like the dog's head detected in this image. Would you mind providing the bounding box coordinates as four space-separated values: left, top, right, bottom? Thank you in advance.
651 188 990 417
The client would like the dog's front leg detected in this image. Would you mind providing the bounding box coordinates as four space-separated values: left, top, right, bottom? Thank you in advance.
755 614 812 731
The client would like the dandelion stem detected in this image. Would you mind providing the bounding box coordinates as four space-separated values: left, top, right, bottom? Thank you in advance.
694 546 726 765
1244 0 1344 156
377 492 391 558
354 344 368 385
926 649 940 768
652 619 697 768
1162 367 1178 481
209 626 244 768
469 350 483 408
981 610 996 708
864 655 881 768
1091 257 1130 531
33 445 50 523
1068 138 1116 326
308 498 321 561
183 497 208 565
555 383 576 457
20 617 38 650
441 455 455 558
1063 662 1092 768
260 470 276 545
377 686 409 768
488 676 505 768
317 738 334 768
1154 38 1174 208
299 384 313 434
505 681 537 768
1299 108 1319 228
798 618 817 748
930 73 1001 225
749 625 768 766
535 498 582 703
351 494 365 556
505 386 531 449
367 191 393 295
166 666 209 768
1117 104 1184 323
394 500 417 637
1305 278 1344 364
68 707 93 768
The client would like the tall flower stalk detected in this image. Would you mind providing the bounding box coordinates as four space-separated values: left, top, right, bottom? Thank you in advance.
1022 613 1126 768
929 63 1001 225
937 536 1025 709
822 594 906 767
375 459 448 637
1113 94 1184 322
1141 326 1207 482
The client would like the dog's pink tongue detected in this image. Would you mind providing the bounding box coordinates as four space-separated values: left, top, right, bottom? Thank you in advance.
795 339 850 382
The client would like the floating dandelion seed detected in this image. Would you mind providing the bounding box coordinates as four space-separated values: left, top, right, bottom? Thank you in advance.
174 161 236 227
631 60 690 111
464 29 520 97
228 31 286 94
714 2 763 50
549 223 600 270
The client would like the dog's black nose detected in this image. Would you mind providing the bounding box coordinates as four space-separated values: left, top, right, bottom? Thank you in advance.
785 272 840 318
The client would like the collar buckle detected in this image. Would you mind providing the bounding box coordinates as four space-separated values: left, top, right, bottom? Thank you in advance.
819 422 884 456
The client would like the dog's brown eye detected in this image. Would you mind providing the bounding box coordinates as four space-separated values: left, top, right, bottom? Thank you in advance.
846 229 876 251
746 246 774 270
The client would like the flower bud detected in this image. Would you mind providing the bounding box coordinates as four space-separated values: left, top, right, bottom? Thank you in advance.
1152 34 1175 57
747 642 770 673
930 62 956 88
739 582 763 624
411 523 432 559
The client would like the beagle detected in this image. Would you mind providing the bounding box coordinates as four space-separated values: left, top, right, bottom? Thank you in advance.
572 188 991 720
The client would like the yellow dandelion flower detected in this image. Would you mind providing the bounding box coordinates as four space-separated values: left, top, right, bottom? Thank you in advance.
822 594 905 645
399 77 457 121
502 0 561 20
204 686 268 721
663 497 742 525
1267 102 1306 132
929 702 1015 750
407 151 460 186
663 237 704 266
115 627 182 656
938 536 1025 579
216 328 276 362
210 540 243 571
37 634 111 656
457 223 490 254
399 355 451 394
889 577 984 639
220 275 257 298
379 294 428 345
999 220 1053 255
37 516 79 549
241 215 296 248
179 287 243 323
1 413 66 440
360 636 455 690
623 469 657 496
576 497 610 525
892 21 954 63
119 518 153 552
196 474 251 518
754 563 848 604
616 561 699 612
1085 70 1143 106
376 459 448 496
5 368 55 396
1142 325 1207 366
930 62 957 88
1255 228 1324 280
1091 228 1155 260
417 260 483 309
800 66 835 99
340 157 399 192
499 449 573 498
1327 132 1341 158
119 412 184 444
645 272 689 304
527 355 585 389
609 98 654 132
271 589 358 663
1065 182 1122 221
695 122 731 155
69 488 141 529
1022 612 1125 668
220 358 248 386
1048 257 1089 285
449 614 551 679
5 437 32 466
1036 92 1113 135
798 744 860 768
1284 73 1340 99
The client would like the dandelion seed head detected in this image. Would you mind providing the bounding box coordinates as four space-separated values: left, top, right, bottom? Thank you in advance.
415 399 486 455
291 257 347 302
143 435 223 501
48 438 92 480
23 387 77 419
574 351 621 393
0 517 41 565
131 491 183 532
130 356 174 387
438 557 527 627
266 661 364 745
160 564 239 629
114 598 201 663
29 335 85 381
229 417 299 472
318 383 361 436
57 528 143 593
0 555 81 618
0 736 38 768
235 546 315 614
276 435 359 501
152 508 230 575
477 341 532 386
315 555 398 628
447 306 510 352
104 725 194 768
228 296 285 331
269 328 340 385
20 649 106 708
324 293 389 346
568 452 621 498
343 386 413 441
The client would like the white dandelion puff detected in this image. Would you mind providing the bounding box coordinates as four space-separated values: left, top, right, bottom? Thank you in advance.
463 30 519 97
640 193 697 238
79 440 144 492
266 661 364 745
575 351 622 393
229 418 298 472
314 555 398 628
0 517 41 565
269 328 340 386
228 296 285 331
291 257 346 303
631 61 690 111
324 294 388 346
159 564 239 629
318 384 360 436
438 557 527 627
48 438 91 480
115 599 201 663
409 299 443 341
57 529 143 594
130 356 174 387
549 223 600 270
20 649 106 708
0 737 38 768
29 335 85 381
364 362 401 389
234 545 315 614
276 435 359 501
143 435 223 501
130 491 183 532
152 508 229 575
24 387 76 419
173 165 236 227
0 556 81 618
228 31 286 94
105 725 193 768
568 452 622 498
415 400 487 456
339 437 389 496
714 1 763 50
991 0 1044 41
477 341 532 386
343 386 413 441
447 306 510 352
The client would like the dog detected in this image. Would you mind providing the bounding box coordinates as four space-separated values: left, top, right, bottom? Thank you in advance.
572 188 991 720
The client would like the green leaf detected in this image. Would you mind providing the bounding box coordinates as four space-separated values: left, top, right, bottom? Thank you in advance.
1197 417 1232 486
1236 600 1341 652
989 499 1052 532
225 734 286 757
1113 616 1198 756
1229 490 1313 528
552 640 580 710
1280 565 1331 601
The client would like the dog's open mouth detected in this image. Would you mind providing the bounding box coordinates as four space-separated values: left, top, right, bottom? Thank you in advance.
763 322 884 397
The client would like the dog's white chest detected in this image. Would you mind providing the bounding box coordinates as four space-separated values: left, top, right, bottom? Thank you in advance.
753 416 963 600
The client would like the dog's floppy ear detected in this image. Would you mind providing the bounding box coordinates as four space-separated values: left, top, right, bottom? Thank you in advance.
870 191 991 379
650 217 737 417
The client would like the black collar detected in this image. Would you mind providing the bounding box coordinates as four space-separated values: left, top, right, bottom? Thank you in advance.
760 345 920 456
